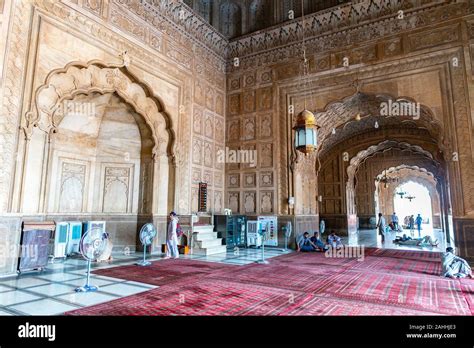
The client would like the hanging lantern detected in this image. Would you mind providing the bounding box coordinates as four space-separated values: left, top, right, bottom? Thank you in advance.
293 109 320 154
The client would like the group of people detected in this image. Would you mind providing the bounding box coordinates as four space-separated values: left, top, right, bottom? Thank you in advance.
380 212 423 234
165 210 473 279
296 231 343 252
376 212 424 243
404 214 424 235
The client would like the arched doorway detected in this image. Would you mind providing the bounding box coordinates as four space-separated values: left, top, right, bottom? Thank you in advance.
393 182 433 231
373 165 442 229
315 91 454 251
16 60 176 251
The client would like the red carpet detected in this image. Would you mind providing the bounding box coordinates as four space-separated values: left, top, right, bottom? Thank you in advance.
366 248 441 261
66 248 474 316
92 258 234 286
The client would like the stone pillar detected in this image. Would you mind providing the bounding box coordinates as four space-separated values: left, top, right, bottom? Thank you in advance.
0 217 22 277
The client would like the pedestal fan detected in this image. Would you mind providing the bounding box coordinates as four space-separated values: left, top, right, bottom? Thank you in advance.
320 219 326 235
136 223 156 267
257 222 270 264
75 227 108 293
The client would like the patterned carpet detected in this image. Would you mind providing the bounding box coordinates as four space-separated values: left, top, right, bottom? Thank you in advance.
92 258 234 286
66 248 474 316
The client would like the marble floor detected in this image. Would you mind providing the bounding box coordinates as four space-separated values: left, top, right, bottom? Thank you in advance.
0 247 289 315
0 227 446 316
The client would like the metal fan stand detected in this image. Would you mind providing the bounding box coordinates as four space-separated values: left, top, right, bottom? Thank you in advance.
257 242 269 264
280 222 292 252
75 259 98 292
136 245 151 266
281 233 289 252
256 225 269 264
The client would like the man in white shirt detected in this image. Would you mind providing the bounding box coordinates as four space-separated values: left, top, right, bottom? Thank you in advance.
441 247 472 278
164 211 179 259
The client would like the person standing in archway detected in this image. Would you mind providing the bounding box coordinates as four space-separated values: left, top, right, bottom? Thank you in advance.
409 215 415 235
391 212 399 231
376 213 386 243
415 214 423 237
164 211 179 259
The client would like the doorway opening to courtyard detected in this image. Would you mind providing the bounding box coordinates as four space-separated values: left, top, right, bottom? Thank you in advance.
315 91 455 253
393 181 434 233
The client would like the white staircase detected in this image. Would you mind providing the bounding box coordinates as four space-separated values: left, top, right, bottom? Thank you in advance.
192 224 227 256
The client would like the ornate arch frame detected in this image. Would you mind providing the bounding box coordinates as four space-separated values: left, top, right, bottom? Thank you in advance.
315 92 443 157
344 140 443 233
23 59 176 158
18 59 177 215
373 165 442 229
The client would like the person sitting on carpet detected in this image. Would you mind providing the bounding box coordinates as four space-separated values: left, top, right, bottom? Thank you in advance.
441 247 473 279
393 234 439 247
297 232 319 252
327 231 343 249
310 232 328 251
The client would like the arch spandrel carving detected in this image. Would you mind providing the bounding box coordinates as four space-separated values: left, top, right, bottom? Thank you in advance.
23 60 176 159
347 140 438 185
376 165 437 181
312 92 444 157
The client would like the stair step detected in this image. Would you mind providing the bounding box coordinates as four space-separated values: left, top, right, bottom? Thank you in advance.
197 238 223 248
193 225 214 232
195 232 218 241
192 245 227 256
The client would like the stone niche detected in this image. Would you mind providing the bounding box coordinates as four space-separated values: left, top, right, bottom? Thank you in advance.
45 92 155 250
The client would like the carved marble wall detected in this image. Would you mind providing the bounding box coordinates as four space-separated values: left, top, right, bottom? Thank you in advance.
0 0 227 274
1 0 474 267
191 59 226 214
225 65 276 216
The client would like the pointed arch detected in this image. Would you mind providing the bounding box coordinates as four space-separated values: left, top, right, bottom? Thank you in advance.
24 59 176 159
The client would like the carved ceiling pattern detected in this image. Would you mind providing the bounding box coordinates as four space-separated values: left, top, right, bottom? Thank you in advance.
227 1 469 69
116 0 228 59
183 0 352 39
